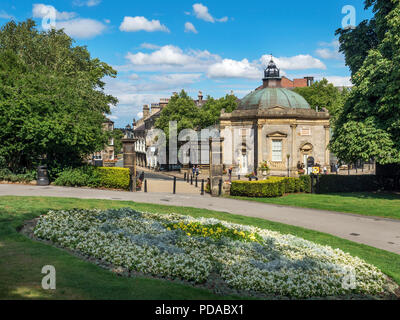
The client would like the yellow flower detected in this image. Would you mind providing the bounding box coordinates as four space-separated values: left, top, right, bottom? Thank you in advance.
187 233 191 236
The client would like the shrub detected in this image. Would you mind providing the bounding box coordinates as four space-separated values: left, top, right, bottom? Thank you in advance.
96 167 130 190
299 175 312 193
315 175 380 193
231 179 285 197
54 166 100 187
0 168 36 183
54 166 130 190
283 177 302 193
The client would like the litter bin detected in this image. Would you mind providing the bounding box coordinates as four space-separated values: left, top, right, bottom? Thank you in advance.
37 166 50 186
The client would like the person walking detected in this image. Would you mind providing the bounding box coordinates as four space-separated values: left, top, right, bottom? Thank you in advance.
196 166 200 177
192 165 196 177
228 167 233 182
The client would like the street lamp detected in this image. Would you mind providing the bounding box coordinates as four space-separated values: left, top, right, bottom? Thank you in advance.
287 154 291 177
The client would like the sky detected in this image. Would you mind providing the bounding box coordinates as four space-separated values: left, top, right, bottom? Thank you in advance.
0 0 373 128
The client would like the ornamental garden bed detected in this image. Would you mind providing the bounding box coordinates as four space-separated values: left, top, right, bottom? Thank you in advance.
28 208 398 299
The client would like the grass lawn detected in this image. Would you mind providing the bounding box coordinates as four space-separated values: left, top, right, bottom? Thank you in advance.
230 192 400 220
0 196 399 300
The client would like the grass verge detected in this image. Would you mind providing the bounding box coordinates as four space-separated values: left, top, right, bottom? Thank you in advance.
229 192 400 220
0 196 399 300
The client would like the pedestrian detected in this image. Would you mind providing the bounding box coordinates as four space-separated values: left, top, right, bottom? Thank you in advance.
323 166 327 175
192 165 196 177
196 166 200 177
228 167 232 182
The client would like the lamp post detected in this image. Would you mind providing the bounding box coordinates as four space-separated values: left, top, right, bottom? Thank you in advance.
287 154 291 177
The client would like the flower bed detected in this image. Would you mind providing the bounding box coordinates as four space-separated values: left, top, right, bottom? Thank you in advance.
33 208 390 298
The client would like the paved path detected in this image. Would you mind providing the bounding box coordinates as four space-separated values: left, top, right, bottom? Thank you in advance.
1 184 399 254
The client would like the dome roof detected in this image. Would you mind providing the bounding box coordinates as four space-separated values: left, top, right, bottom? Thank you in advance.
238 87 311 110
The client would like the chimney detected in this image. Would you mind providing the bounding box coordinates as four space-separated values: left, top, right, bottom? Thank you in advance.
143 105 150 119
198 91 203 104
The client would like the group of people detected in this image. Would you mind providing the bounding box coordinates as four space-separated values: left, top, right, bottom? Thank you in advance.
192 165 200 177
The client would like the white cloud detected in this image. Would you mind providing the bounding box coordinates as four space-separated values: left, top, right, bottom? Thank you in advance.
128 73 140 80
124 45 221 72
32 4 106 38
185 22 198 34
261 54 326 70
119 16 169 32
320 76 352 87
0 10 14 20
192 3 228 23
217 17 228 22
316 40 343 60
73 0 102 7
137 112 144 119
140 43 161 50
207 59 260 79
32 4 76 21
151 73 202 86
56 18 106 39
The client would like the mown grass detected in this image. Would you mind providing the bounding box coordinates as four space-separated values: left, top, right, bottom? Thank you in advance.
0 196 399 300
230 192 400 220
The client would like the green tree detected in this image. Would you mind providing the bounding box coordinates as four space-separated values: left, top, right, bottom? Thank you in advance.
0 20 117 173
335 0 395 75
199 94 238 128
293 78 342 112
330 0 400 164
155 90 202 138
112 129 124 155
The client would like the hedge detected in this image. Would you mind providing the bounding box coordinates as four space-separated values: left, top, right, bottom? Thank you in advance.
96 167 130 190
315 175 380 194
299 175 312 193
231 179 286 197
230 176 311 198
0 168 36 183
54 166 130 190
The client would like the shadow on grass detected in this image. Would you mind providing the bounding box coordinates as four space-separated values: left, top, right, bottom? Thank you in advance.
320 192 400 201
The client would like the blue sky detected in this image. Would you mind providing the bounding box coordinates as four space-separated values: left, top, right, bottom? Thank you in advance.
0 1 373 127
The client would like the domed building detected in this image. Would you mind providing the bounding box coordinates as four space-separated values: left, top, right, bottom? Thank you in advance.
220 59 331 176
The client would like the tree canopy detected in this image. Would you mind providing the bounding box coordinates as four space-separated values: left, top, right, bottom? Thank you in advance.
155 90 238 136
0 20 117 173
293 78 349 126
330 0 400 164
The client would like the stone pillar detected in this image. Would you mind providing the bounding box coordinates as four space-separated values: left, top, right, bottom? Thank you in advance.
324 125 330 168
290 124 297 176
209 138 224 197
122 138 137 191
257 123 263 174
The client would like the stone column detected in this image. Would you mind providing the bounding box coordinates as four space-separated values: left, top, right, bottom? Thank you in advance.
324 125 330 167
209 137 224 197
122 137 138 191
257 123 263 174
290 124 297 176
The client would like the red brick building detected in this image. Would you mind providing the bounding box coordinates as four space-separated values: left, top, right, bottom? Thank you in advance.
256 75 314 91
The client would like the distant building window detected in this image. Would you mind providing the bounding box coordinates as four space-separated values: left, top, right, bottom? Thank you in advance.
272 140 282 162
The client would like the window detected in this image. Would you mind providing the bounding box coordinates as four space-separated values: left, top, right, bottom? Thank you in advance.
272 140 282 162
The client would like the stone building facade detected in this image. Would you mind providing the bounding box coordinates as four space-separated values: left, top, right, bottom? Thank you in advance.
92 118 115 165
220 59 330 177
132 92 207 169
